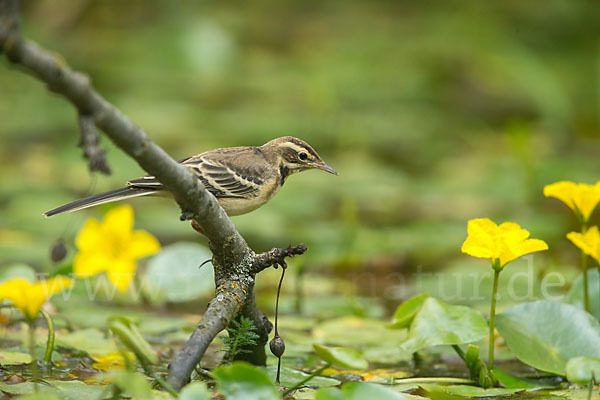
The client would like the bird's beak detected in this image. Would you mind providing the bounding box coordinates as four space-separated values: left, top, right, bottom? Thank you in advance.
313 161 338 175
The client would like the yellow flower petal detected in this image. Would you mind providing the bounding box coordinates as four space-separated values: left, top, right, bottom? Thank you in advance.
103 205 134 244
73 205 160 292
74 251 111 278
462 218 548 268
544 181 576 211
129 230 161 259
461 218 501 260
0 277 72 320
544 181 600 222
567 226 600 264
106 259 137 292
75 219 104 252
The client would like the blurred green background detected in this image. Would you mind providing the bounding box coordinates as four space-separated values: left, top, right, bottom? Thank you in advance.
1 0 600 307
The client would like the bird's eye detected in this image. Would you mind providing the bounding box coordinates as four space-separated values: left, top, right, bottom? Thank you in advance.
299 152 308 161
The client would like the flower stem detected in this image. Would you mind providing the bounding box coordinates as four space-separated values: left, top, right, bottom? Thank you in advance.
582 251 590 312
582 223 590 313
28 320 38 392
282 364 330 397
40 310 55 363
452 345 466 361
488 268 500 370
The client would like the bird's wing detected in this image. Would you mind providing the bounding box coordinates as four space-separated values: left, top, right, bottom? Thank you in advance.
127 155 264 199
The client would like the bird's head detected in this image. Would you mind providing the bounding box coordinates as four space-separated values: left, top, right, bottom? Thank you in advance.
263 136 338 180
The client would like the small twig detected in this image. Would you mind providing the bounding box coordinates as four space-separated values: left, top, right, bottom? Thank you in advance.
78 113 110 174
271 267 286 384
252 245 308 274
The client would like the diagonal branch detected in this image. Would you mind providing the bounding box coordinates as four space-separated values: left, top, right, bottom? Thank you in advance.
0 0 308 391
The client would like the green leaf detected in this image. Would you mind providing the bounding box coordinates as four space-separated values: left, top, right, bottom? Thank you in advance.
265 366 340 387
399 298 488 354
341 382 408 399
108 317 158 365
567 269 600 320
212 362 279 400
495 300 600 375
422 384 522 398
566 356 600 384
54 328 118 356
0 381 111 400
104 369 152 399
0 350 32 365
145 242 214 303
180 382 210 400
315 387 345 400
492 368 554 389
313 344 368 369
0 264 37 282
312 316 411 362
388 294 429 329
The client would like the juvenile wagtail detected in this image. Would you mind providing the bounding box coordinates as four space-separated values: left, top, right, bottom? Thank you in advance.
45 136 338 217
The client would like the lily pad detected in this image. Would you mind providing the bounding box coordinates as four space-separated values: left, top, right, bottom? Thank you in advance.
180 382 210 400
399 297 488 354
388 294 429 329
495 301 600 375
313 316 408 348
567 269 600 320
54 328 118 357
566 356 600 384
313 344 368 370
341 382 409 399
431 384 523 397
145 242 214 303
212 362 279 400
0 380 111 400
265 365 340 387
0 350 32 365
0 264 37 282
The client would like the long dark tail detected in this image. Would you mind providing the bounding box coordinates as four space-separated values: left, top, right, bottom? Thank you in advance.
44 187 157 217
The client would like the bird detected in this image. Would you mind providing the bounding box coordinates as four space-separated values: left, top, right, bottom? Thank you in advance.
44 136 338 218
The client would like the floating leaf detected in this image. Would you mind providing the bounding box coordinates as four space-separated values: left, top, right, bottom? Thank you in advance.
313 344 368 369
145 242 214 303
180 382 210 400
265 366 340 387
566 356 600 384
55 328 118 356
341 382 408 399
495 301 600 375
422 384 522 398
388 294 429 329
212 362 279 400
0 351 32 365
399 298 488 354
104 369 152 399
315 387 345 400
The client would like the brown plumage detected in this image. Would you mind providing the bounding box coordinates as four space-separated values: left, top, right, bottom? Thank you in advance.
44 136 337 217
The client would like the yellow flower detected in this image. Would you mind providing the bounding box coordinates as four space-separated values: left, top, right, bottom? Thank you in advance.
91 353 126 371
544 181 600 223
567 226 600 264
461 218 548 268
0 277 73 320
74 205 160 292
